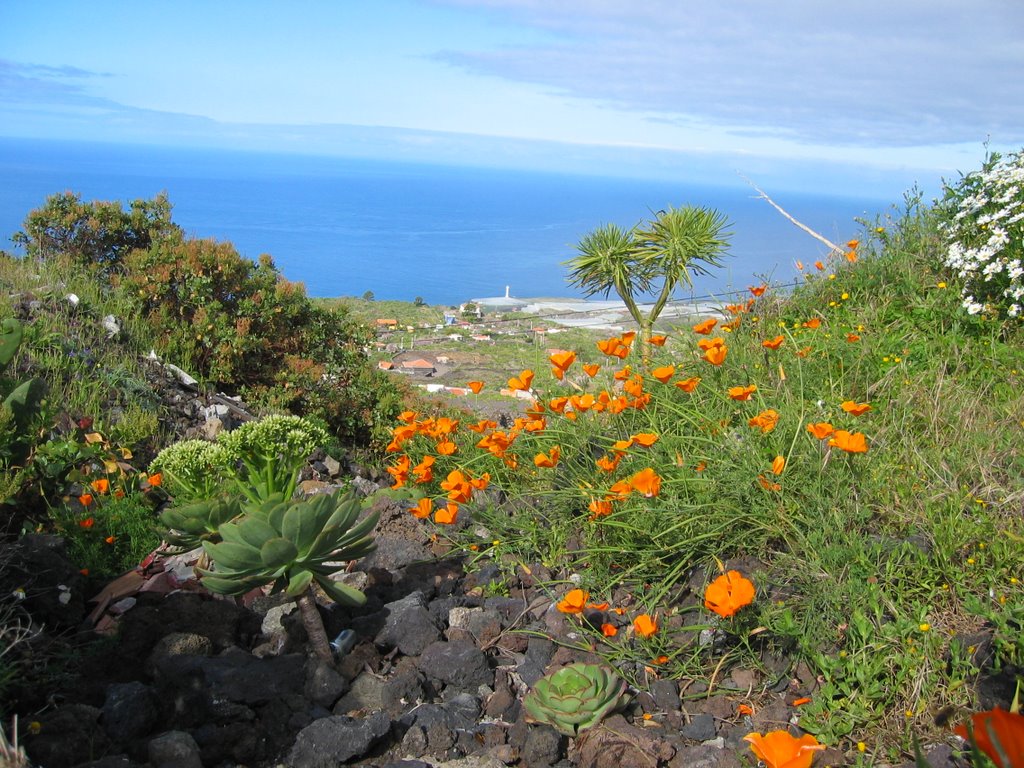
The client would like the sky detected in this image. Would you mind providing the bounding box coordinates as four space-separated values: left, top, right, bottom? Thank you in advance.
2 0 1023 196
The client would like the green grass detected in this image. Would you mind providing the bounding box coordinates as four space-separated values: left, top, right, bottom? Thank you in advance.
386 193 1024 763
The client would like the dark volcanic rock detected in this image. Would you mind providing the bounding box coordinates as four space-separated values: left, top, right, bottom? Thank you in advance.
418 639 492 692
26 704 109 768
287 711 391 768
375 591 443 655
101 681 159 743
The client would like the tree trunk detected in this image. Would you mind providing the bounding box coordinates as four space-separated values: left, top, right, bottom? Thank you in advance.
295 588 334 665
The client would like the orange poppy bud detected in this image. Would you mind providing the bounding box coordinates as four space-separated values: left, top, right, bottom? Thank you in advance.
814 260 825 271
772 455 786 475
737 704 754 716
791 697 812 707
104 536 116 545
533 446 560 468
757 474 782 492
79 494 94 509
78 516 95 528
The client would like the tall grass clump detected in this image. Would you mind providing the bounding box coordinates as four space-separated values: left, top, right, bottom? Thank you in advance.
384 174 1023 762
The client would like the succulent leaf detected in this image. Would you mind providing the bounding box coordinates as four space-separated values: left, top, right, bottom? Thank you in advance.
315 575 368 607
523 663 629 737
286 568 314 596
260 537 299 568
202 540 263 571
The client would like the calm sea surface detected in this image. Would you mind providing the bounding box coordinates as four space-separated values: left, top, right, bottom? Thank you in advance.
0 138 889 305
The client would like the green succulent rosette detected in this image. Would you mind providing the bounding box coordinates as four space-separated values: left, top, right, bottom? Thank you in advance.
523 662 630 737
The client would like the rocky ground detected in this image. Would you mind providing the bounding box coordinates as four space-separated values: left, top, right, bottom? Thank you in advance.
5 483 973 768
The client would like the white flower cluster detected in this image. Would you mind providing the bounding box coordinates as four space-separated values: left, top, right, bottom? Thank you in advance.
942 151 1024 321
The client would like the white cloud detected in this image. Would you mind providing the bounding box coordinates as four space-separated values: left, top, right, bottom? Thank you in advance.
426 0 1024 146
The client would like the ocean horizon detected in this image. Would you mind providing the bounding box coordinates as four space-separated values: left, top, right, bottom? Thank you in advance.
0 138 893 306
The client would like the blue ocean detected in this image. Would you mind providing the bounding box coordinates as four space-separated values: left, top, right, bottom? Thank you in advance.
0 138 889 306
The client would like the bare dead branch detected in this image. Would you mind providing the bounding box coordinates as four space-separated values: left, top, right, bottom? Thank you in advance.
741 176 844 254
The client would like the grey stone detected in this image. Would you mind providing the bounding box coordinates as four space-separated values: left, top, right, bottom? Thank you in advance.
25 704 108 768
147 731 203 768
649 679 680 711
101 681 158 742
376 591 443 656
521 724 565 768
287 711 391 768
382 667 427 716
305 657 350 708
680 712 717 741
334 670 386 713
145 631 212 678
418 640 492 692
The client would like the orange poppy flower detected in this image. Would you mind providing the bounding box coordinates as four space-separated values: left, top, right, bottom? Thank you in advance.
629 467 662 497
692 317 718 335
79 493 94 509
582 363 601 377
386 455 411 488
953 707 1024 767
675 376 701 393
649 334 668 346
728 384 757 401
841 400 872 416
595 453 623 473
606 480 633 501
846 239 859 249
632 433 658 447
569 393 596 412
412 456 435 483
440 469 474 503
588 498 614 518
398 410 418 424
470 472 490 490
468 419 497 433
795 260 804 271
802 317 821 329
694 461 707 472
436 440 457 456
600 623 618 637
508 369 534 392
548 396 569 414
78 516 95 528
757 474 781 492
846 333 861 343
147 472 163 487
748 409 780 433
743 731 825 768
814 260 825 271
703 345 728 366
845 250 858 263
796 347 812 358
596 336 630 359
772 455 786 475
434 502 459 525
533 446 561 468
749 284 767 297
762 335 785 350
704 570 756 617
652 655 669 665
737 704 755 716
633 614 658 638
467 381 485 394
791 697 812 707
91 478 110 494
806 422 834 440
650 365 675 383
549 350 576 373
410 498 433 519
557 588 589 614
829 430 868 453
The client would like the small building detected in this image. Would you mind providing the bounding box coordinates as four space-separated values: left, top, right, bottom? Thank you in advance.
377 360 394 371
400 358 436 376
374 318 398 329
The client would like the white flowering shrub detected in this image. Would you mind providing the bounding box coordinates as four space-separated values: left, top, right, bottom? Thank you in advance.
941 150 1024 321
